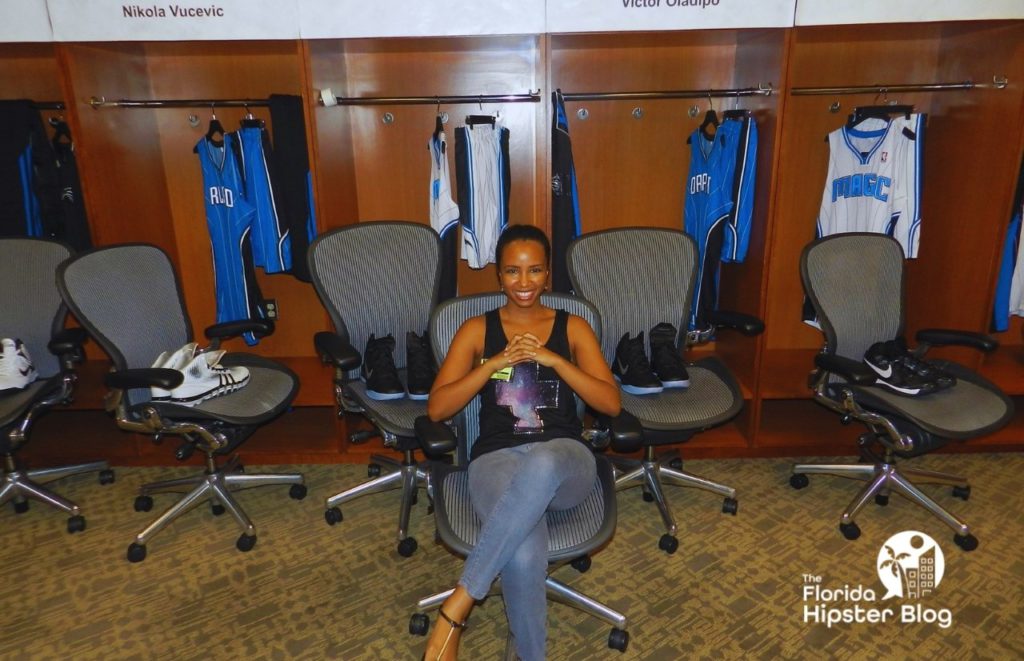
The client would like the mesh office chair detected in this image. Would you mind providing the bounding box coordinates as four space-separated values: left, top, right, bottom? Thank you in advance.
57 244 306 562
567 227 762 554
791 233 1013 551
410 292 637 654
1 238 112 532
309 222 453 558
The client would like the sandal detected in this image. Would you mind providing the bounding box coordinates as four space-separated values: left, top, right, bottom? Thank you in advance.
424 607 468 661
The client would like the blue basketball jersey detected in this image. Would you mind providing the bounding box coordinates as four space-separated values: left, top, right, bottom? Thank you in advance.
993 211 1021 332
684 128 736 332
719 117 757 264
18 141 42 237
236 126 291 274
196 133 263 346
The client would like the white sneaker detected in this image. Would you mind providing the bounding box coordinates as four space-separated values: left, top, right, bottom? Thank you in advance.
167 349 250 406
0 338 38 391
150 342 198 401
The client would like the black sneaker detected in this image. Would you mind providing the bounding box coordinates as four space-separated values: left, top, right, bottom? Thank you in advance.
406 330 436 401
613 332 663 395
863 341 936 397
892 338 957 391
362 333 405 400
649 323 690 389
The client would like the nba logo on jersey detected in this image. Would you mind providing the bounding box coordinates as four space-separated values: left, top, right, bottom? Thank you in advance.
209 186 234 207
690 172 710 194
881 151 889 162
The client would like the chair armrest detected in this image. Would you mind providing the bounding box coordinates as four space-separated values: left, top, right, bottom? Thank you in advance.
708 310 765 336
314 331 362 372
814 353 877 385
916 329 997 353
414 415 457 457
104 368 183 391
48 327 88 365
589 409 643 456
205 319 275 342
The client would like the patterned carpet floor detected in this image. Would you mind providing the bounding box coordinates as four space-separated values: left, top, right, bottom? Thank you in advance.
1 452 1022 660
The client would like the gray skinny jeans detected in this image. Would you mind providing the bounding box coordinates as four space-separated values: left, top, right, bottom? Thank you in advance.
459 437 597 661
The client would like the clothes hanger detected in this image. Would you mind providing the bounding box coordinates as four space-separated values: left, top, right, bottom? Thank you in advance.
240 103 264 129
433 98 445 140
846 90 913 130
205 104 225 143
698 91 720 141
687 91 721 145
724 96 749 121
465 95 498 129
49 116 72 147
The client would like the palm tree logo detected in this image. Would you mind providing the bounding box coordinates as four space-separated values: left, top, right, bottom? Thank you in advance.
879 544 911 598
876 530 945 600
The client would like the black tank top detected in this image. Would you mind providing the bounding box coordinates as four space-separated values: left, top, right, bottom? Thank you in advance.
472 308 583 460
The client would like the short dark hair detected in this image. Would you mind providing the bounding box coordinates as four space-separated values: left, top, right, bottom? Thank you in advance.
495 224 551 267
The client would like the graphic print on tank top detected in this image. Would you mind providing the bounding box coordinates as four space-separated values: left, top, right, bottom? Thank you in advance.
495 362 562 433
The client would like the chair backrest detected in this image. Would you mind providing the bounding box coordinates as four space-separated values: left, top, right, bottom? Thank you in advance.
308 222 441 377
57 244 193 405
567 227 698 364
429 292 601 463
801 233 905 361
0 238 72 378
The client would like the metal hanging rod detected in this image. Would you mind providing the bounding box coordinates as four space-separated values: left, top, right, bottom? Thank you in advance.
319 88 542 107
791 76 1008 96
559 83 773 102
89 96 271 109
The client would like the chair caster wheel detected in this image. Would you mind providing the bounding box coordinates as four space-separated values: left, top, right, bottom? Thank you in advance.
839 522 861 540
324 507 343 525
98 469 115 485
67 515 86 533
608 628 629 652
790 473 809 489
642 491 654 502
13 500 28 514
571 555 592 573
367 463 382 478
127 543 147 563
289 484 308 500
409 613 429 636
668 458 682 470
134 495 153 512
875 494 889 507
236 534 257 552
952 485 971 501
954 533 978 551
211 503 226 516
658 534 679 554
397 537 418 558
722 497 738 515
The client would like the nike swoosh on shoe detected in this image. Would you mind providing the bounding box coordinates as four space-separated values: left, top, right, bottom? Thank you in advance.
865 362 892 379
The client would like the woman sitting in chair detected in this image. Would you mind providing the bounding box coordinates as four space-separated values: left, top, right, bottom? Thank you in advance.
424 224 621 661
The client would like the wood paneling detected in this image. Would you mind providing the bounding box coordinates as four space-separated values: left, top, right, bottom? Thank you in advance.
765 22 1024 363
4 23 1023 463
550 31 741 234
60 43 176 255
307 36 544 295
0 44 62 100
